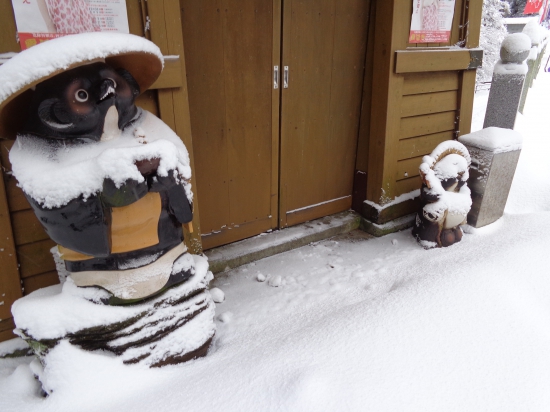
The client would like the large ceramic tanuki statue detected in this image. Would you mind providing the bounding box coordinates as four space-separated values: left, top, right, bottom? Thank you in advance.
16 60 196 304
11 50 193 304
412 141 472 248
0 33 215 375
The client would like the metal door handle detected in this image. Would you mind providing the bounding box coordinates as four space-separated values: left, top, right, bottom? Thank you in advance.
274 66 279 89
283 66 289 88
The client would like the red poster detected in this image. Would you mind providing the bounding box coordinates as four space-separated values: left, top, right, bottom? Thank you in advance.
524 0 545 14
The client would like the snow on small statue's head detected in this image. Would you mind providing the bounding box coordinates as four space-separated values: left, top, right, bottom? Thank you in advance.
22 62 141 143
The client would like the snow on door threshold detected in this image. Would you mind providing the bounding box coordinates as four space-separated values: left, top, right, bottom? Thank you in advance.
205 210 360 274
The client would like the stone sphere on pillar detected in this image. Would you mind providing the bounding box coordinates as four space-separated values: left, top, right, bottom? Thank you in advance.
500 33 531 64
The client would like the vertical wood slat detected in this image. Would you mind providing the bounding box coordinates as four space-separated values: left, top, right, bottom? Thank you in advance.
366 0 410 204
326 0 370 202
222 0 274 229
450 0 464 46
0 161 22 322
279 0 369 226
182 0 277 249
271 0 282 231
150 0 203 254
0 0 20 53
457 0 483 138
279 0 336 220
278 0 292 227
354 0 375 174
181 0 229 236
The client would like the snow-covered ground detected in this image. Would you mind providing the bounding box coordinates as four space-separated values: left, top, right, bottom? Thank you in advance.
2 67 550 412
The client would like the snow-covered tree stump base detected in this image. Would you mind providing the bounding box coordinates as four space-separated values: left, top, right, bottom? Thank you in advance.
11 255 215 391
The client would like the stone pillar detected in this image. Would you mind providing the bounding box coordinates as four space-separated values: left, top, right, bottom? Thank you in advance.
518 20 543 113
458 127 522 228
483 33 531 129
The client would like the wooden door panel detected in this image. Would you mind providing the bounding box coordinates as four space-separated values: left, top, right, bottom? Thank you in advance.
223 0 274 226
280 0 369 226
182 1 230 236
326 1 370 200
280 0 335 217
182 0 278 249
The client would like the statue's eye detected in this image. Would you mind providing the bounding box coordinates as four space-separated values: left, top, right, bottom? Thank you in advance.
75 89 89 102
107 78 117 88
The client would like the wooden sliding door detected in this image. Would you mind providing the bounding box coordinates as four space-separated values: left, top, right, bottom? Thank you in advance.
279 0 369 227
181 0 280 250
182 0 369 248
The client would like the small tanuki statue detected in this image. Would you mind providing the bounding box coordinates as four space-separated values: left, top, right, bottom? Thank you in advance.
0 33 215 385
412 141 472 248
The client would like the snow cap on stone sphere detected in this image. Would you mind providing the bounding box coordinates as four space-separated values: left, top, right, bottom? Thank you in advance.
500 33 531 64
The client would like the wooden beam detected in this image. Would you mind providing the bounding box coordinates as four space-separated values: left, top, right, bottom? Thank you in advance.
0 0 19 54
395 48 483 73
457 0 483 137
465 0 483 48
150 0 203 254
354 0 374 173
366 0 410 204
0 163 22 321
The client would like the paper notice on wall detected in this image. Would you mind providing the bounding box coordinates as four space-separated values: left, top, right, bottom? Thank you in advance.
11 0 129 50
409 0 456 43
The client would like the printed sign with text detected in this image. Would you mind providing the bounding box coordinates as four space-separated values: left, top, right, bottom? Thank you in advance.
11 0 129 50
409 0 457 44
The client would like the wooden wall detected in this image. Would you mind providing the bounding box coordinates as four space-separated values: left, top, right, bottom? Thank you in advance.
355 0 483 214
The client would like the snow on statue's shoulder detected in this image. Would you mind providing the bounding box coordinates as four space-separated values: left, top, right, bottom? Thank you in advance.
459 127 522 154
10 109 193 208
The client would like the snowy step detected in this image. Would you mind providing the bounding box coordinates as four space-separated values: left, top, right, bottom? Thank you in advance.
205 210 361 274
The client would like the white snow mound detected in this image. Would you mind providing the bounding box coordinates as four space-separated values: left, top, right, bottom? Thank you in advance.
9 109 193 208
459 127 523 153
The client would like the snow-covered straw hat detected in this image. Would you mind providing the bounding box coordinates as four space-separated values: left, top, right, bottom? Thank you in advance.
0 32 164 139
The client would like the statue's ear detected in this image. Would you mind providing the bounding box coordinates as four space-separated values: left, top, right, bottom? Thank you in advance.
116 68 140 97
